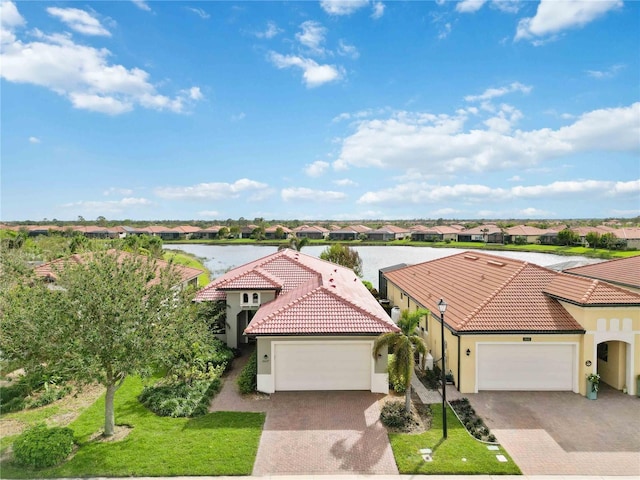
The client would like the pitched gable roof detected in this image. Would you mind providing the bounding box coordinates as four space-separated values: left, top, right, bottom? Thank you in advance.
563 255 640 290
196 249 399 336
544 274 640 306
383 251 584 333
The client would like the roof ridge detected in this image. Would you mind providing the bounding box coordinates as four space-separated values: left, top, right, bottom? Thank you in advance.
318 285 396 330
580 278 600 303
248 285 324 331
456 261 529 330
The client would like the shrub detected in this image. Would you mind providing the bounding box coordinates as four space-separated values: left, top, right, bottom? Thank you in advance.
139 366 223 417
0 368 70 414
13 424 75 469
388 354 407 394
380 401 414 430
237 350 257 394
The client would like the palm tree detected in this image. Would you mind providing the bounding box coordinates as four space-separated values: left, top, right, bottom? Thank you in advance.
374 308 429 413
278 235 309 252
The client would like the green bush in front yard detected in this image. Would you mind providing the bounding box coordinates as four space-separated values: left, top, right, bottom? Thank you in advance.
13 424 75 469
380 401 414 429
237 350 257 394
139 365 224 417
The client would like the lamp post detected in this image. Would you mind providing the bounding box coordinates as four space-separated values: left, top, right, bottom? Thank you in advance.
438 298 448 439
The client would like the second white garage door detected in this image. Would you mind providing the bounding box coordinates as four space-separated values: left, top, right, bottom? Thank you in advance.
477 343 575 391
274 342 372 391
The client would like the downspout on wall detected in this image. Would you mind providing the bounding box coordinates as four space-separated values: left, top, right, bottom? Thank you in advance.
457 334 461 391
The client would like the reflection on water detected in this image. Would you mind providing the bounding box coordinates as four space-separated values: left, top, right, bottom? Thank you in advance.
164 244 598 289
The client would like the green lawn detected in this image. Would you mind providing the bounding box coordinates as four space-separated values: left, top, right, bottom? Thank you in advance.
389 404 521 475
162 250 210 287
1 376 265 478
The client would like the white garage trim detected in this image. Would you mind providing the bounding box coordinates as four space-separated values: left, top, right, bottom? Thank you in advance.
475 342 578 393
270 340 379 392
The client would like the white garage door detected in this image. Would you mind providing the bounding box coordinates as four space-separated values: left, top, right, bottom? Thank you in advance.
274 342 371 391
477 344 574 391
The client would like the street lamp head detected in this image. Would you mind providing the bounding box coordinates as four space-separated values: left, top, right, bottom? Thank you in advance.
438 298 447 314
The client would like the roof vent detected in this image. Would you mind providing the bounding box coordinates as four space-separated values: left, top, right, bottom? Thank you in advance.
464 255 478 260
487 260 505 267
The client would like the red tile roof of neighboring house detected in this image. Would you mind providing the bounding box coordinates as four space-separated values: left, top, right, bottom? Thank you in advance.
544 274 640 305
563 255 640 290
462 224 502 235
383 251 588 333
34 250 203 286
196 249 399 336
174 225 202 234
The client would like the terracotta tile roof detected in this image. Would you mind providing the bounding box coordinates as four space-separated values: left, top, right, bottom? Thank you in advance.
563 255 640 290
196 249 399 336
544 273 640 306
34 250 203 286
506 225 548 236
383 251 584 333
462 224 502 235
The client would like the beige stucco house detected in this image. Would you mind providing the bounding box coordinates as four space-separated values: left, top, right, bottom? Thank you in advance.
382 252 640 396
195 249 399 394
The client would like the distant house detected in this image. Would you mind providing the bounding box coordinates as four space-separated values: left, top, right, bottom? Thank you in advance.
195 249 399 393
457 224 503 243
173 225 202 239
328 225 372 241
238 224 260 239
292 225 329 240
504 225 548 244
198 225 225 240
26 225 63 237
264 224 292 240
411 225 459 242
71 225 115 239
366 224 411 241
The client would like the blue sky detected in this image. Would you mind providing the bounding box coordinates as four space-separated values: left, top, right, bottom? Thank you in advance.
1 0 639 222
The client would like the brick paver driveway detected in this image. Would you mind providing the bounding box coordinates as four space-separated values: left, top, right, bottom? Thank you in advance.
252 390 398 476
465 385 640 476
210 349 398 476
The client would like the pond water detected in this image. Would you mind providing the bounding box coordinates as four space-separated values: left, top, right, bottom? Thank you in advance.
164 244 600 289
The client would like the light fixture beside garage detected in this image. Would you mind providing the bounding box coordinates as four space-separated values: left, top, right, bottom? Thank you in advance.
466 348 471 356
263 354 269 362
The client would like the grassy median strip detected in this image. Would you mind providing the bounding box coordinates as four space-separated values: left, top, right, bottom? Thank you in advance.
389 404 521 475
1 376 265 478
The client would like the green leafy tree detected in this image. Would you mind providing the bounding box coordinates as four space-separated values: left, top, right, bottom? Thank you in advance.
319 243 363 277
373 309 428 413
557 228 580 246
585 232 600 249
599 232 616 250
0 250 200 437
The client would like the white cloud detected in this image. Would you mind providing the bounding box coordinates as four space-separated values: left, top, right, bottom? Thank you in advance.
492 0 521 14
268 52 343 87
333 102 639 175
255 21 282 39
320 0 369 16
47 7 111 37
231 112 246 122
357 178 639 208
0 5 202 115
131 0 151 12
186 7 210 19
337 40 359 59
305 160 330 177
334 178 357 187
456 0 487 13
431 207 461 216
465 82 532 102
154 179 270 200
103 187 133 196
508 175 522 182
515 0 623 43
281 187 347 202
61 197 151 214
28 136 40 144
518 207 552 217
0 1 25 29
371 2 385 19
296 21 327 55
587 63 625 79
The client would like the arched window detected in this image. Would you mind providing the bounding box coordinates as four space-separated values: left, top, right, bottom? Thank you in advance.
252 293 259 304
242 293 249 303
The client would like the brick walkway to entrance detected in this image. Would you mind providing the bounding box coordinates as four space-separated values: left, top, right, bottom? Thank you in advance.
209 347 398 476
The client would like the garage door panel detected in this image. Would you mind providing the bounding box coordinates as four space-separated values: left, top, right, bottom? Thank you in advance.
274 342 371 391
478 344 574 391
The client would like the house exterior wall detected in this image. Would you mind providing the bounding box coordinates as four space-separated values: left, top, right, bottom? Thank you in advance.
225 290 277 349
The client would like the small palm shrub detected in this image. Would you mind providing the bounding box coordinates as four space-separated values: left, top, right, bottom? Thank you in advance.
13 424 75 469
237 350 257 394
388 355 407 394
380 401 414 430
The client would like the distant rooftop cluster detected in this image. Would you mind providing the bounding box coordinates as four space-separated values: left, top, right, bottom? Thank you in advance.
2 222 639 249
